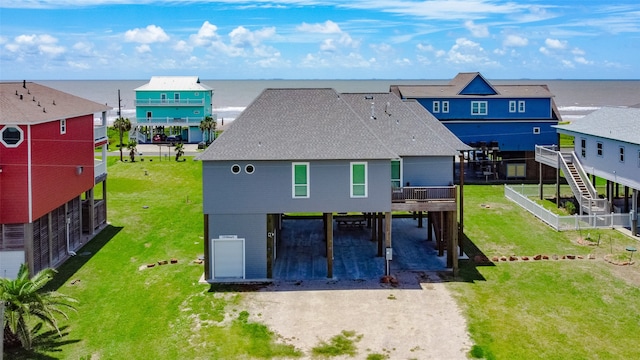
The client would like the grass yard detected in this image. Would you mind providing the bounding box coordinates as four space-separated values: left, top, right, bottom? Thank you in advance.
6 160 640 359
7 157 300 359
450 185 640 359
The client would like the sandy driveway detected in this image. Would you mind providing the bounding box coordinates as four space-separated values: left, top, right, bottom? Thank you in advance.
243 271 472 359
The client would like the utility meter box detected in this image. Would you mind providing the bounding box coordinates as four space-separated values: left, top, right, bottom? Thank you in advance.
385 247 393 260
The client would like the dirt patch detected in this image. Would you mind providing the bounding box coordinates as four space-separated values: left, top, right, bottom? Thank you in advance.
242 271 472 359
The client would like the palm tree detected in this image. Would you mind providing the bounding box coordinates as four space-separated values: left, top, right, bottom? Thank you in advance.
174 142 185 161
1 264 78 350
127 140 138 162
199 116 217 144
112 117 132 161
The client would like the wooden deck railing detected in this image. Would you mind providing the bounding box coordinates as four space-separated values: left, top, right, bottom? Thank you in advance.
391 186 456 202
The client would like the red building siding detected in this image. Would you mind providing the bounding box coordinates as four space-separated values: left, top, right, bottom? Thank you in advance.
0 125 29 223
30 115 95 221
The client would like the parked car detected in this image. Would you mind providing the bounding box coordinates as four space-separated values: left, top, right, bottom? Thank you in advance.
152 133 167 142
167 134 182 143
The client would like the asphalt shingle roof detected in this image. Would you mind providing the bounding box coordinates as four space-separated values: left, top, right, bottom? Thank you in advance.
391 72 554 98
554 107 640 145
199 88 469 162
1 81 111 124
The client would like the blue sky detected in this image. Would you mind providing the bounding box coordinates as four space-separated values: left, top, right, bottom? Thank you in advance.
1 0 639 80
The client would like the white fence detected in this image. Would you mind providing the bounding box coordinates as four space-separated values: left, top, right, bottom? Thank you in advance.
504 185 633 231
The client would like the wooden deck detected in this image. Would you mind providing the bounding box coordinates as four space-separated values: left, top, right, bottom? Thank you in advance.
272 218 448 280
391 186 457 212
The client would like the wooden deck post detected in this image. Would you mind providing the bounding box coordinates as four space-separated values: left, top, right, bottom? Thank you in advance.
451 209 459 276
371 212 377 242
326 212 333 278
459 152 465 239
438 212 444 257
377 212 384 257
417 211 423 228
385 212 392 248
427 213 432 241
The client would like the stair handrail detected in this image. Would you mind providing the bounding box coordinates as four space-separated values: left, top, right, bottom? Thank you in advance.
570 152 598 198
558 152 584 203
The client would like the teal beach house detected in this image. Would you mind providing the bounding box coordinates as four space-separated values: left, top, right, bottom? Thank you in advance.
132 76 214 144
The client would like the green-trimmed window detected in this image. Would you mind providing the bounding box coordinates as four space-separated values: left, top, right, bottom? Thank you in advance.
391 159 402 188
292 162 309 198
350 162 367 198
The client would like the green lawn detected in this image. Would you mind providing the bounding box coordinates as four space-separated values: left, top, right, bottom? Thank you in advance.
450 185 640 360
7 158 299 359
6 161 640 359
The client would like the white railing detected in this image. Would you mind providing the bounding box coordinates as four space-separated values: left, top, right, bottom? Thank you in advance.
135 99 205 106
534 145 559 168
94 125 107 142
132 117 205 125
94 159 107 179
505 185 632 231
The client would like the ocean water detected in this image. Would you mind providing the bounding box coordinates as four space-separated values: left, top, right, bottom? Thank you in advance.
36 79 640 124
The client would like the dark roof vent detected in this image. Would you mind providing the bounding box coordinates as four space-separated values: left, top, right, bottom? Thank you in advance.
53 100 56 105
23 80 26 88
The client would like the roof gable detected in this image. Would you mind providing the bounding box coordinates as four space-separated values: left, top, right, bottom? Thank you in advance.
454 72 499 95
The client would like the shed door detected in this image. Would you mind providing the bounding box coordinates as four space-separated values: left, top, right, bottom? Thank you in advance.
211 236 245 279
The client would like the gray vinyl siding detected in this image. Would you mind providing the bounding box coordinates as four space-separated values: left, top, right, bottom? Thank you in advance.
209 213 266 279
573 135 640 190
402 156 453 186
203 159 392 214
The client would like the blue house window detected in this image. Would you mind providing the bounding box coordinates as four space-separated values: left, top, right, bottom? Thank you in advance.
619 147 625 163
433 101 440 113
161 93 167 103
509 101 516 113
292 162 309 198
471 101 487 115
518 101 526 113
350 162 368 198
442 101 449 113
581 138 586 158
597 142 603 156
174 93 180 103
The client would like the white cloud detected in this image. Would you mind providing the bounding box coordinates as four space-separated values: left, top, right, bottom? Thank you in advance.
447 37 493 65
464 20 489 38
173 40 192 52
4 33 65 57
503 34 528 47
417 43 435 52
135 44 151 53
320 39 336 52
544 38 567 50
190 21 220 47
124 25 169 44
297 20 342 34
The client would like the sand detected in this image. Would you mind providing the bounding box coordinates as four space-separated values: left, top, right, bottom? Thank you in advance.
243 271 472 359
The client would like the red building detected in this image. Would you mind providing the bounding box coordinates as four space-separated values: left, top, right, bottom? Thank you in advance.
0 81 110 278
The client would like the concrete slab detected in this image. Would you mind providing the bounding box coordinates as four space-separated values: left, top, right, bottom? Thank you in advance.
273 217 448 281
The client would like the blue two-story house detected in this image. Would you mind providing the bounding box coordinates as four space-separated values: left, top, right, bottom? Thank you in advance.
391 72 561 181
198 88 470 282
133 76 214 144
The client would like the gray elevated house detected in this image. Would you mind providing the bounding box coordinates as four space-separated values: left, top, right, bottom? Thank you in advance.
535 107 640 234
199 88 470 281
